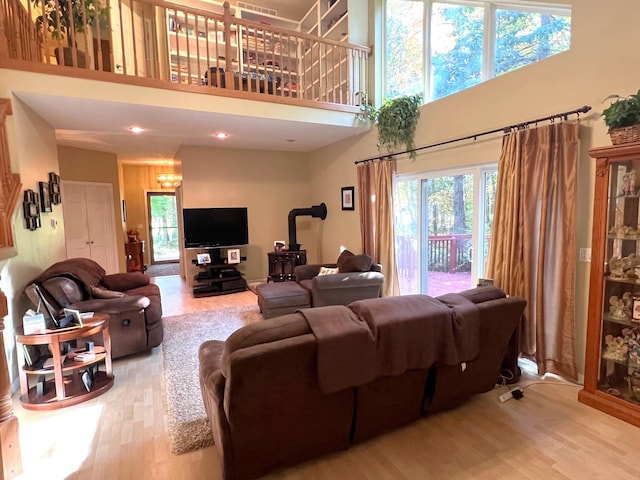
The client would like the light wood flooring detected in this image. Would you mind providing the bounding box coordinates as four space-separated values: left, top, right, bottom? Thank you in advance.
12 275 640 479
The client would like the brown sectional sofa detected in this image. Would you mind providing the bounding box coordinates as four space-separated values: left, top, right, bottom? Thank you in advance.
199 287 525 480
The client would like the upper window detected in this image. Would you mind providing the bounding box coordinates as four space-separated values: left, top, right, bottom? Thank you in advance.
384 1 571 102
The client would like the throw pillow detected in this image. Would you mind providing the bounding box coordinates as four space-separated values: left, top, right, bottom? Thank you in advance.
338 254 373 273
318 267 339 276
336 249 355 270
90 285 126 299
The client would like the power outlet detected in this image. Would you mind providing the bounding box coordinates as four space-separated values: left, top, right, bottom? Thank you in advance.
499 387 524 403
579 247 591 262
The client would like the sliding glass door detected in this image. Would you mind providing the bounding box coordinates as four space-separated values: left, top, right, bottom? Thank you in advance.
394 165 497 295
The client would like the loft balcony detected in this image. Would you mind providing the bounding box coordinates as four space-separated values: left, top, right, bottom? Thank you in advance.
0 0 370 154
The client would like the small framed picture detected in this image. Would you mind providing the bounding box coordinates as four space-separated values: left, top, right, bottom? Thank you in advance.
274 240 286 252
227 248 240 264
39 181 52 213
196 253 211 265
63 308 83 327
49 172 61 205
341 186 354 211
633 298 640 323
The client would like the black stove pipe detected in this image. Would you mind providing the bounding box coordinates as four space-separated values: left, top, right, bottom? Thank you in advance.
288 203 327 251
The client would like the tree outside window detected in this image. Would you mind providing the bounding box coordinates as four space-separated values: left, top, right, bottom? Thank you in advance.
384 0 571 102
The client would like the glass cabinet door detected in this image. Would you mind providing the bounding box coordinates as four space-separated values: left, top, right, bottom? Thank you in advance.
600 161 640 402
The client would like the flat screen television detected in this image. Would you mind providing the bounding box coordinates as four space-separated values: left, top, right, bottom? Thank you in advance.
183 207 249 248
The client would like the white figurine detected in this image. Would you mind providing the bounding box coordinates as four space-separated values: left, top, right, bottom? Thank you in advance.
623 169 637 196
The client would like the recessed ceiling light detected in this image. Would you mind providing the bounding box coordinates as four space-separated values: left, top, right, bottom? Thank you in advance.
214 132 229 139
286 139 295 143
129 126 144 134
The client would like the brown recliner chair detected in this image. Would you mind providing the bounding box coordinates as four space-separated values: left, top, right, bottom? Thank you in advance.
24 258 163 358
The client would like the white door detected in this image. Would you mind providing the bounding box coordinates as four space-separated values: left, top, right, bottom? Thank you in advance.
61 181 118 273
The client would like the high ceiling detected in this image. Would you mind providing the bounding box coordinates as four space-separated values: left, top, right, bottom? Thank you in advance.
15 91 368 165
11 0 362 164
246 0 317 20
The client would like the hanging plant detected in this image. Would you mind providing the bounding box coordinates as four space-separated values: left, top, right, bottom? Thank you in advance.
356 93 423 160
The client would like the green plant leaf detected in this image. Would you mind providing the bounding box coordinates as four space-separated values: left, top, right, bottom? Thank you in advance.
602 91 640 130
375 94 422 160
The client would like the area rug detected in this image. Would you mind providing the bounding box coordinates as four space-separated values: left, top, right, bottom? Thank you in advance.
147 262 180 277
162 306 263 454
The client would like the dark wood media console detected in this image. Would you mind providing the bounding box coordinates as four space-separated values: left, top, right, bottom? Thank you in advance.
192 248 247 297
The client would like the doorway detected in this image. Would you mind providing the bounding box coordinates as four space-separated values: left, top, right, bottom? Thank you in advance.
147 192 179 264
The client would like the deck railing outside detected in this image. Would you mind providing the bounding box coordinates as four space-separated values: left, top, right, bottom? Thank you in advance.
397 234 474 277
0 0 369 108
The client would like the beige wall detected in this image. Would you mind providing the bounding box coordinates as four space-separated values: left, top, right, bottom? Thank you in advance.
0 89 67 385
178 146 314 283
307 0 640 376
58 146 127 272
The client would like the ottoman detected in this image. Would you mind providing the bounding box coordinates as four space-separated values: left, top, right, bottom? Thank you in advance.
256 282 311 319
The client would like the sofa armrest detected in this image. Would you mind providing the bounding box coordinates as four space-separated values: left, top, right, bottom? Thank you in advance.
294 264 336 281
102 272 150 292
312 271 384 290
68 295 150 315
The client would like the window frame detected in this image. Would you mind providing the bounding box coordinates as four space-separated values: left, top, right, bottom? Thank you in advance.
393 162 498 295
383 0 572 103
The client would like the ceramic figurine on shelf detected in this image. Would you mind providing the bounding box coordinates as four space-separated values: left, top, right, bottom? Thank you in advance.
623 327 640 365
624 253 640 277
622 292 634 318
603 334 627 361
610 295 626 318
622 169 637 196
609 256 625 279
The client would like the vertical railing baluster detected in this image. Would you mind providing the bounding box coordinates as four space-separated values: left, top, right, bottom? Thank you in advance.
141 5 150 76
2 0 370 107
204 17 211 85
95 0 105 71
223 2 233 89
194 14 201 83
131 0 139 76
118 0 126 74
78 0 89 69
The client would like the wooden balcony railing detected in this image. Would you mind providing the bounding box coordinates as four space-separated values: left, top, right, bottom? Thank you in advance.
397 234 474 275
0 0 369 109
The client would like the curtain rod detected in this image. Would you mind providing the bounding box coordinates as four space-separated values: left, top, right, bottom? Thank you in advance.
354 105 592 165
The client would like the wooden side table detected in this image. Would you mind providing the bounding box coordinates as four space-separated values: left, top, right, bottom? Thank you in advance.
125 240 146 272
15 314 114 410
267 250 307 282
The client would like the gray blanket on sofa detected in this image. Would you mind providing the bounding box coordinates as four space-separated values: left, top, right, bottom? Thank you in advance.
299 294 480 393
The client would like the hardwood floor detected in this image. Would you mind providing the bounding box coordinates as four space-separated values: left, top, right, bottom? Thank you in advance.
12 275 640 479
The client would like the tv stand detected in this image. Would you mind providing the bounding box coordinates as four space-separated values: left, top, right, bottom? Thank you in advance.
192 248 247 297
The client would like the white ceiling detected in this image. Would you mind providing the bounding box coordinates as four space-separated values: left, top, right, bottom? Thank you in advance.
15 91 369 165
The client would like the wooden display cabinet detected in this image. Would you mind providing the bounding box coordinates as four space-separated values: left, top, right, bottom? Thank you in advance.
579 142 640 426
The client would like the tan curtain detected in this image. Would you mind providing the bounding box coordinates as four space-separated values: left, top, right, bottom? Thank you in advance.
486 123 578 380
357 159 399 297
